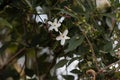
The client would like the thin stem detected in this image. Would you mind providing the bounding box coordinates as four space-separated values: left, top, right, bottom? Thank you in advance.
34 48 40 80
1 47 26 69
79 26 99 71
24 0 32 9
101 59 120 71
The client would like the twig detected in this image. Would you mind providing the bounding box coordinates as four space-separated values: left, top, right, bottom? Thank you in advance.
101 59 120 71
1 47 26 69
79 26 99 71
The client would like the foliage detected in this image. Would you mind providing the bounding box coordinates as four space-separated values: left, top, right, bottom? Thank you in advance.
0 0 120 80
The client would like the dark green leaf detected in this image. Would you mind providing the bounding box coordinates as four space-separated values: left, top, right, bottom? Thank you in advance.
67 57 79 66
103 41 113 52
62 75 74 80
65 35 84 53
0 18 12 29
70 69 82 74
55 59 68 69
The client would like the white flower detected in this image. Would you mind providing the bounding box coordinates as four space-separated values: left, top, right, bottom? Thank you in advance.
96 0 111 12
33 14 48 23
36 6 42 14
48 17 65 32
56 29 70 46
33 6 48 23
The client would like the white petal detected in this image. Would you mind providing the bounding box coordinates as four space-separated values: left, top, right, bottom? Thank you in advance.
56 36 62 41
54 27 59 32
26 76 32 79
118 22 120 30
65 36 70 39
61 39 65 45
56 23 61 28
54 18 58 23
58 17 65 23
17 56 25 68
58 31 62 35
33 15 39 23
114 40 118 45
39 14 48 23
109 66 113 69
49 26 54 31
96 0 111 9
32 74 36 79
115 64 119 68
48 21 52 25
63 29 68 36
36 6 42 14
33 14 48 23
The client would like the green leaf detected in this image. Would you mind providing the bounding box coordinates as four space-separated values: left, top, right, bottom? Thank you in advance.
55 59 68 69
74 0 86 12
67 57 80 66
62 75 74 80
5 43 18 54
26 48 35 58
106 17 113 30
103 41 113 52
70 69 82 74
0 18 13 29
65 35 84 53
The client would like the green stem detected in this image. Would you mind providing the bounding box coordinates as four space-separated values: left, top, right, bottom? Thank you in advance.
79 26 99 71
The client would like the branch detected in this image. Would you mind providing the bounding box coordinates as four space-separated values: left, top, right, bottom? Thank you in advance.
79 26 99 71
100 59 120 72
0 47 26 69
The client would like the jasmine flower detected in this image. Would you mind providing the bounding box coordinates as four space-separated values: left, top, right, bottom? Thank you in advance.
48 17 65 32
56 29 70 45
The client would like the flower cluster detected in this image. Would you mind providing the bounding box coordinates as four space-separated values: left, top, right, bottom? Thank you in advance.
48 17 70 46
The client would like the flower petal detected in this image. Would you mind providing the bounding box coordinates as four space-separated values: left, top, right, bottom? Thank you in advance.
59 31 62 35
61 39 65 45
49 26 54 31
58 17 65 23
118 22 120 30
54 18 58 23
36 6 42 14
63 29 68 36
56 23 61 28
48 21 52 25
65 36 70 39
56 36 62 41
54 27 59 32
